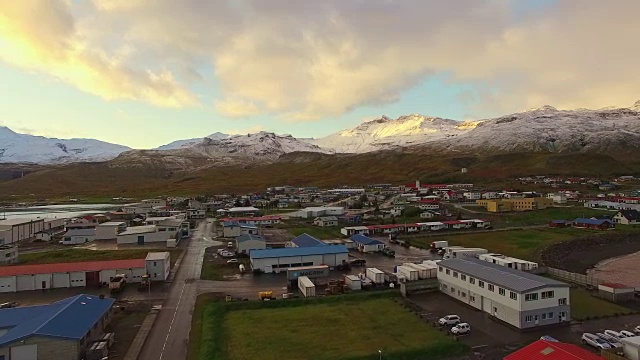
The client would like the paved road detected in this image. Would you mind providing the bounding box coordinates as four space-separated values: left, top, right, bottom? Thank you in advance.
139 220 219 360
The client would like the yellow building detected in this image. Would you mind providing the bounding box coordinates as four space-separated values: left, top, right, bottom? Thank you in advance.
476 197 553 212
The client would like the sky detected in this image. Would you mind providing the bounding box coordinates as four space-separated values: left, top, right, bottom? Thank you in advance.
0 0 639 149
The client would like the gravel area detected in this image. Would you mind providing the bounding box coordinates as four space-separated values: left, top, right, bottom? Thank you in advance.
588 251 640 288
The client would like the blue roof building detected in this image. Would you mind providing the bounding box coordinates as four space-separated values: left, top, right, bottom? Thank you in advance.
290 233 326 247
0 294 115 357
350 234 385 253
250 245 349 273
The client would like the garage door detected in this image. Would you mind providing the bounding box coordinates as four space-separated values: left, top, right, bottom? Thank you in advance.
52 273 70 288
11 344 37 360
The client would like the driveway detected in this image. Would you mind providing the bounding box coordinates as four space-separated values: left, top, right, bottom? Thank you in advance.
138 219 220 360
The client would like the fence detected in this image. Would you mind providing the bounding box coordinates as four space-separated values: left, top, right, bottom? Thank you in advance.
539 267 605 288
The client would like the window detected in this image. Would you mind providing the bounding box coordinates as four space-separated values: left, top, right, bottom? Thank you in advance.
510 292 517 300
541 291 554 299
453 272 459 278
462 292 466 298
499 288 506 296
558 298 567 305
478 281 485 288
446 269 450 275
488 284 495 292
469 277 475 285
548 312 553 318
441 284 448 291
153 261 157 266
470 295 476 302
450 287 455 293
525 293 538 301
438 266 443 272
542 313 547 320
461 274 466 281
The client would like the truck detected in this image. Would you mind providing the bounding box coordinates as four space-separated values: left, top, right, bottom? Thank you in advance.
381 247 395 257
258 291 274 301
109 274 127 294
365 267 385 284
298 276 316 297
137 274 150 292
430 240 449 252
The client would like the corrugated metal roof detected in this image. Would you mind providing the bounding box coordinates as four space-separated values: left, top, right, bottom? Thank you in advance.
63 229 96 237
235 234 266 243
145 252 170 261
504 339 605 360
118 225 157 235
438 258 567 293
291 233 326 247
0 259 146 277
250 245 348 259
573 218 613 226
350 234 384 246
0 294 115 346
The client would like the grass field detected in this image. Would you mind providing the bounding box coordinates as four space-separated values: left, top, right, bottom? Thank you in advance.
408 228 584 261
189 293 467 360
287 226 343 240
457 206 611 228
570 287 633 321
18 248 184 267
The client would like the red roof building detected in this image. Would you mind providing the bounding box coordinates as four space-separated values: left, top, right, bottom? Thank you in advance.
0 259 146 277
504 340 605 360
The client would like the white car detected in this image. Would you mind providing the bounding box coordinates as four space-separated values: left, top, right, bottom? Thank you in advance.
227 259 238 264
451 323 471 335
620 330 636 338
220 251 234 258
582 333 612 350
597 333 622 348
438 315 461 326
635 325 640 334
604 330 626 341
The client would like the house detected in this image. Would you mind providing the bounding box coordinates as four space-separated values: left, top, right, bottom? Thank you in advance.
350 234 385 253
235 234 267 254
389 207 403 216
290 234 326 248
216 207 261 217
222 221 259 238
338 214 363 225
613 209 640 225
186 209 206 220
288 207 344 219
60 229 96 245
463 192 482 201
419 211 436 219
482 192 499 199
548 220 569 228
340 226 370 236
437 258 570 329
504 339 605 360
418 200 440 210
0 294 115 360
441 220 466 230
417 222 446 231
313 216 339 227
250 245 349 273
572 218 615 230
145 252 171 281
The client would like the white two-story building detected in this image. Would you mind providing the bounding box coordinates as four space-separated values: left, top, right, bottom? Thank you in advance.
437 258 570 329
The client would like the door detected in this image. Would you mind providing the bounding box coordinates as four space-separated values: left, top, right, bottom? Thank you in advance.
86 271 100 287
137 235 144 245
10 344 37 360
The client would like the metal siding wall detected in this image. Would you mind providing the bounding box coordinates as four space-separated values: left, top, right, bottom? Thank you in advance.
100 270 117 283
52 273 70 288
69 272 86 287
16 275 35 291
34 274 52 289
0 276 16 293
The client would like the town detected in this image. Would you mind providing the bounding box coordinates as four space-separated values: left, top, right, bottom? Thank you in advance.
1 175 640 360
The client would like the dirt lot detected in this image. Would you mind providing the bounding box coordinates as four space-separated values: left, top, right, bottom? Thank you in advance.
588 251 640 288
201 246 250 281
106 301 150 360
540 231 640 273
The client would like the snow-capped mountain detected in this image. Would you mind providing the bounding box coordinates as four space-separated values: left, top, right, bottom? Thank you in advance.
0 127 130 164
155 132 229 150
309 114 481 153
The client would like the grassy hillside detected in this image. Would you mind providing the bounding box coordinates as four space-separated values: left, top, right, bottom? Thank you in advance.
1 150 638 200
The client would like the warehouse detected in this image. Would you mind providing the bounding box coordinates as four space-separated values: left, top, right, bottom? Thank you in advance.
437 258 570 329
250 245 349 274
0 218 45 244
0 258 151 293
288 206 345 219
235 234 266 254
0 294 115 360
116 225 177 245
350 234 385 253
290 233 326 247
60 229 96 245
95 221 127 240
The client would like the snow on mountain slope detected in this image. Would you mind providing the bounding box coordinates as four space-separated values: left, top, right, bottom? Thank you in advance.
310 114 481 153
0 127 130 164
155 132 229 150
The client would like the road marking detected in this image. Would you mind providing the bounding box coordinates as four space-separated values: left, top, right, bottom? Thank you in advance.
159 280 187 360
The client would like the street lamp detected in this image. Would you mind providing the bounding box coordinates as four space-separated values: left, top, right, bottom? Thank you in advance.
378 350 382 360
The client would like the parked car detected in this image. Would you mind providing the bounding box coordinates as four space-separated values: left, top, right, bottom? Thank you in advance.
438 315 461 326
604 330 626 341
540 335 559 342
581 333 612 350
597 333 622 348
620 330 636 338
349 259 366 266
634 325 640 334
451 323 471 335
220 251 234 258
0 302 17 309
227 259 238 264
227 241 234 248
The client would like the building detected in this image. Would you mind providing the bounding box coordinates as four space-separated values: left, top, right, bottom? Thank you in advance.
419 211 436 219
288 206 345 219
145 252 171 281
290 234 326 247
313 216 338 227
476 198 553 212
477 253 539 271
116 225 177 245
235 234 267 254
504 339 605 360
222 221 259 238
216 207 261 217
0 218 45 244
60 229 96 245
613 210 640 225
340 226 371 236
572 218 615 230
621 336 640 360
218 216 282 226
463 192 482 201
437 258 570 329
597 283 635 303
95 221 127 240
338 215 362 225
0 245 18 265
547 193 568 204
0 294 115 360
249 245 349 274
186 209 206 220
548 220 569 228
350 234 385 253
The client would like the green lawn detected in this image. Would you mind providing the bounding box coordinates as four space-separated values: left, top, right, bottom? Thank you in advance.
190 294 467 360
570 287 634 320
409 228 583 261
18 248 184 267
461 206 611 228
288 226 343 240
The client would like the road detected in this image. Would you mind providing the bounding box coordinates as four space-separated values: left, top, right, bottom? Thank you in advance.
139 220 219 360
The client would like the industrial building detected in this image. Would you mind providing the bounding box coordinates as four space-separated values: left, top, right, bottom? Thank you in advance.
145 252 171 282
288 206 344 219
475 197 553 212
437 258 570 329
0 218 45 244
250 245 349 274
350 234 385 253
95 221 127 240
0 294 115 360
116 225 178 245
290 234 326 247
60 229 96 245
235 234 267 254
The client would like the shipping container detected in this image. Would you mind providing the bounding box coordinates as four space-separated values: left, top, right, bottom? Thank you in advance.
345 275 362 290
420 261 438 278
403 263 428 279
365 268 385 284
298 276 316 297
287 265 330 281
430 240 448 251
396 265 419 281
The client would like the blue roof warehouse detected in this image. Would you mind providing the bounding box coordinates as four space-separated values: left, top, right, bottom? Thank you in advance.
0 294 115 360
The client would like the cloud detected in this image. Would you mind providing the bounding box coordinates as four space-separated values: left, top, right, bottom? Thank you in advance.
3 0 640 120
